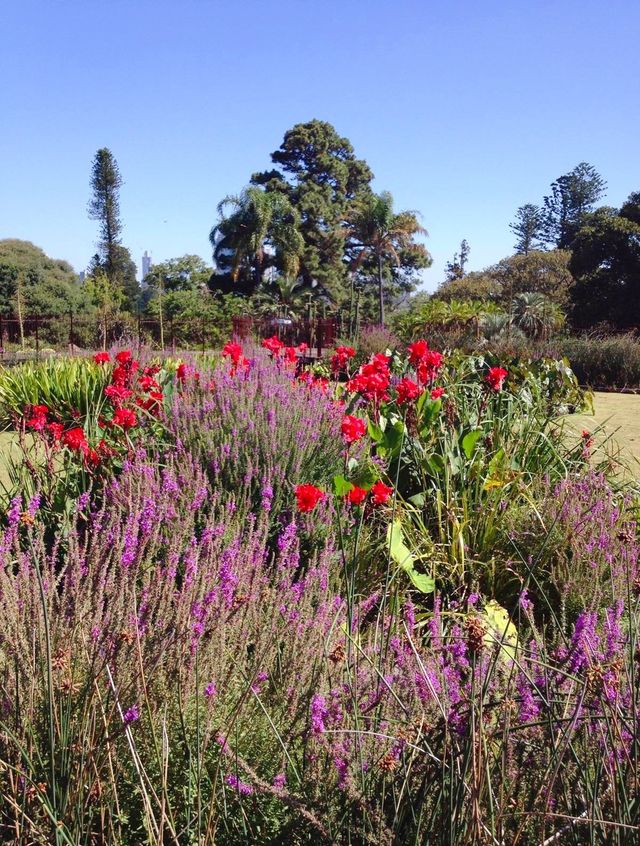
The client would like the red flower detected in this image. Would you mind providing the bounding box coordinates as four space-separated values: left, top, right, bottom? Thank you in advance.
115 350 132 365
26 404 48 430
112 407 137 429
416 350 443 385
341 415 367 444
176 363 188 382
346 486 368 506
47 421 64 441
295 484 325 513
63 427 87 452
139 375 159 391
346 354 391 402
581 430 591 440
222 342 244 364
331 345 356 373
85 447 100 467
407 340 429 366
105 384 134 404
430 387 445 400
93 351 110 364
396 378 421 405
284 346 297 364
262 335 284 355
297 342 308 353
486 366 508 392
371 480 393 505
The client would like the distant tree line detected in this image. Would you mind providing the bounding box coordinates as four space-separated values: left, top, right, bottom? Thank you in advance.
433 163 639 331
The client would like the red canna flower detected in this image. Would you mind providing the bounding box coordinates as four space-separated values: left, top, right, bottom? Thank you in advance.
430 387 445 400
26 404 48 430
284 346 297 364
346 486 368 505
396 378 421 404
115 350 132 365
416 350 444 385
139 375 159 391
486 366 508 392
222 341 244 364
295 484 325 513
112 407 137 429
176 363 188 382
407 339 430 366
371 480 393 505
47 421 64 441
105 384 134 404
297 342 308 353
331 345 356 373
93 351 110 364
85 447 100 467
63 427 88 452
341 415 367 444
262 335 284 355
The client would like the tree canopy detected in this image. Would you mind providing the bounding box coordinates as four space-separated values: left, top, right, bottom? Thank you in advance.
570 195 640 330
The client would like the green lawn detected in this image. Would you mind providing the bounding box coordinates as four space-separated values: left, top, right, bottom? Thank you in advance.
561 391 640 479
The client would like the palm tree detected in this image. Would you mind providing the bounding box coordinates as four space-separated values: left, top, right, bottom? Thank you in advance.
347 191 430 325
511 292 565 340
209 187 304 293
253 276 310 320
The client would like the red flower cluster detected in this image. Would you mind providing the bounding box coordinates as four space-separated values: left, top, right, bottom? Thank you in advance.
112 407 137 429
486 366 508 392
407 340 443 385
344 480 393 507
262 335 284 355
395 378 421 405
93 351 110 364
341 415 367 444
346 353 391 402
331 345 356 373
297 371 329 392
295 483 325 513
25 404 49 431
430 386 445 400
371 480 393 505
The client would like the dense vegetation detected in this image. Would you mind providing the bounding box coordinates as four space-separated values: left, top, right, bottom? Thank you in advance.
0 337 638 844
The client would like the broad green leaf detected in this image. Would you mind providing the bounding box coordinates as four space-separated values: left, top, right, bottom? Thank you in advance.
387 520 414 570
332 475 354 496
351 463 380 490
406 569 435 594
461 429 483 459
408 492 426 508
482 600 518 659
367 420 383 443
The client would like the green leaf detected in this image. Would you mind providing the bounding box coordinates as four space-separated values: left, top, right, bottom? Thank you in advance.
387 520 414 570
406 569 435 594
351 463 379 490
332 475 354 496
461 429 483 459
420 397 442 428
367 420 383 443
408 492 425 508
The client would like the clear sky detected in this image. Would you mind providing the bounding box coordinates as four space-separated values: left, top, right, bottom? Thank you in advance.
1 0 639 290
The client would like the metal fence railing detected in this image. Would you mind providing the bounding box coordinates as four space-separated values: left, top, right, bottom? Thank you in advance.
0 313 340 361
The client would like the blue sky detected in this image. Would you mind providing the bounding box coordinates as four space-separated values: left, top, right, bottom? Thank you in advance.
1 0 639 290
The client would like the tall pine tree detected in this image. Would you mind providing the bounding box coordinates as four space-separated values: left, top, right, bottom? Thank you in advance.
510 204 543 254
88 148 138 308
542 162 606 249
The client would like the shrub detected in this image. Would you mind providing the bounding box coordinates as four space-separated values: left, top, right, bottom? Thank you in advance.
559 332 640 389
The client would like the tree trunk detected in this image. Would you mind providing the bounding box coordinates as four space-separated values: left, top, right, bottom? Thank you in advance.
16 272 25 351
348 272 355 339
377 253 385 326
